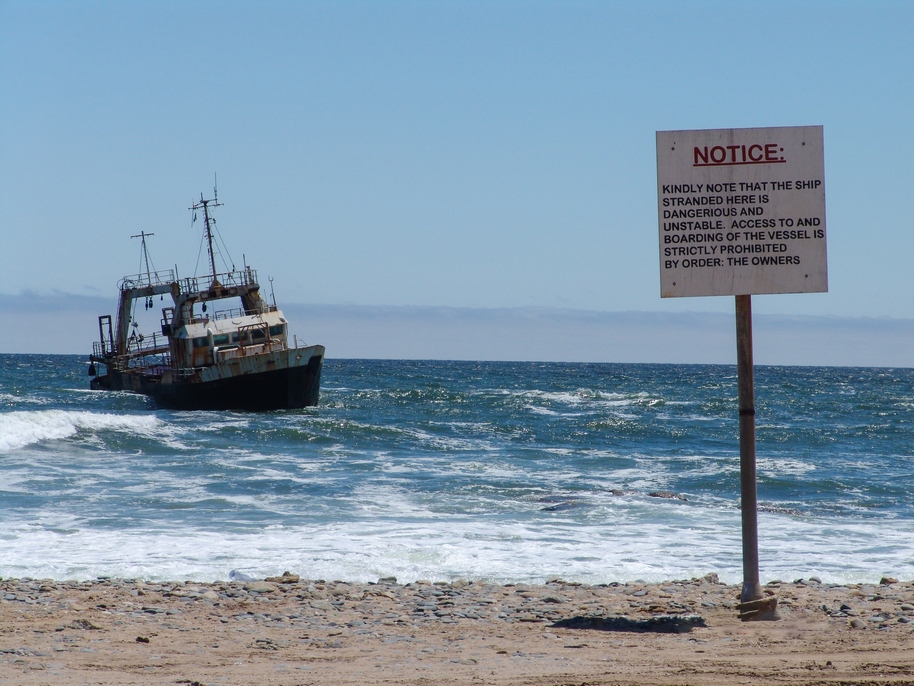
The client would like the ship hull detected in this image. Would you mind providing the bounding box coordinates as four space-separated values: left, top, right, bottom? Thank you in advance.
92 345 324 411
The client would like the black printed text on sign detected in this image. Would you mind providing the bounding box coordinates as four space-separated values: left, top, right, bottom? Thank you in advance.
656 126 827 297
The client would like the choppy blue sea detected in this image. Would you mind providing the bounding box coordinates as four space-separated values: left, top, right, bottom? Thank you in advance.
1 354 912 585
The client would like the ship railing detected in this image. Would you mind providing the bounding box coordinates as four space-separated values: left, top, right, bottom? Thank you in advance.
185 304 273 325
212 304 272 321
103 351 173 375
292 334 313 350
92 341 109 360
119 269 177 291
179 267 259 296
124 331 171 358
126 354 172 374
92 332 168 365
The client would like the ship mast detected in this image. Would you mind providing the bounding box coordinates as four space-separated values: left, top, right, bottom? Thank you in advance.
131 231 155 286
190 190 223 287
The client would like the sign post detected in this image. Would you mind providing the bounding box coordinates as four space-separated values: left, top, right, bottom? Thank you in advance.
735 293 761 604
656 126 827 619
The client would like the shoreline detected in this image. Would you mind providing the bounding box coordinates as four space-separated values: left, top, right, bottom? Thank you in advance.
3 573 914 685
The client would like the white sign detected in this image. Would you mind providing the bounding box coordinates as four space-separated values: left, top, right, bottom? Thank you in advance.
657 126 827 297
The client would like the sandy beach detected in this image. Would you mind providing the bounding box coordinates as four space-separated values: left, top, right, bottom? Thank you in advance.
2 572 913 685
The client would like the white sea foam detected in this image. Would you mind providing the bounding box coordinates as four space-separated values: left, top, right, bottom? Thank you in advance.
757 457 817 476
527 405 560 416
0 393 52 406
391 427 498 453
490 388 661 408
0 410 164 452
2 509 912 586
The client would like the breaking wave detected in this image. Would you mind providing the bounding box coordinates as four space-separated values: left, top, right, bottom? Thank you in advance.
0 410 162 452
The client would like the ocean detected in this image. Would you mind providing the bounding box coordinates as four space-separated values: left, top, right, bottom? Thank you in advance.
1 354 912 586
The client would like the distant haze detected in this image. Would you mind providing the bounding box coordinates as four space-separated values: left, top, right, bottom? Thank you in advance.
2 292 911 368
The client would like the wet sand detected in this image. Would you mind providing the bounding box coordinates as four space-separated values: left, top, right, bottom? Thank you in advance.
2 572 913 685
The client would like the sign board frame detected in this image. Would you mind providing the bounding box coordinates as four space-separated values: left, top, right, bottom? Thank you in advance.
657 125 827 298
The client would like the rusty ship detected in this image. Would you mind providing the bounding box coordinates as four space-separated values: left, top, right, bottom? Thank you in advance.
88 192 324 411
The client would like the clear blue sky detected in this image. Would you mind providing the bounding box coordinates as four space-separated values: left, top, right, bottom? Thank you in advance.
1 1 912 330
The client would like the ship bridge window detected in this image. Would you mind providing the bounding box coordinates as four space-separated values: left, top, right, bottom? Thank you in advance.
192 337 209 349
213 334 229 346
231 332 248 343
269 324 285 336
251 328 267 341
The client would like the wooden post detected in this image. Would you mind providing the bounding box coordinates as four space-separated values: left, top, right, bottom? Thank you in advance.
735 294 762 603
734 295 779 621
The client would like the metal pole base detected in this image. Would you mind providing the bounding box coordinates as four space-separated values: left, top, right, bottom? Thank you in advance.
740 580 763 604
737 595 779 621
